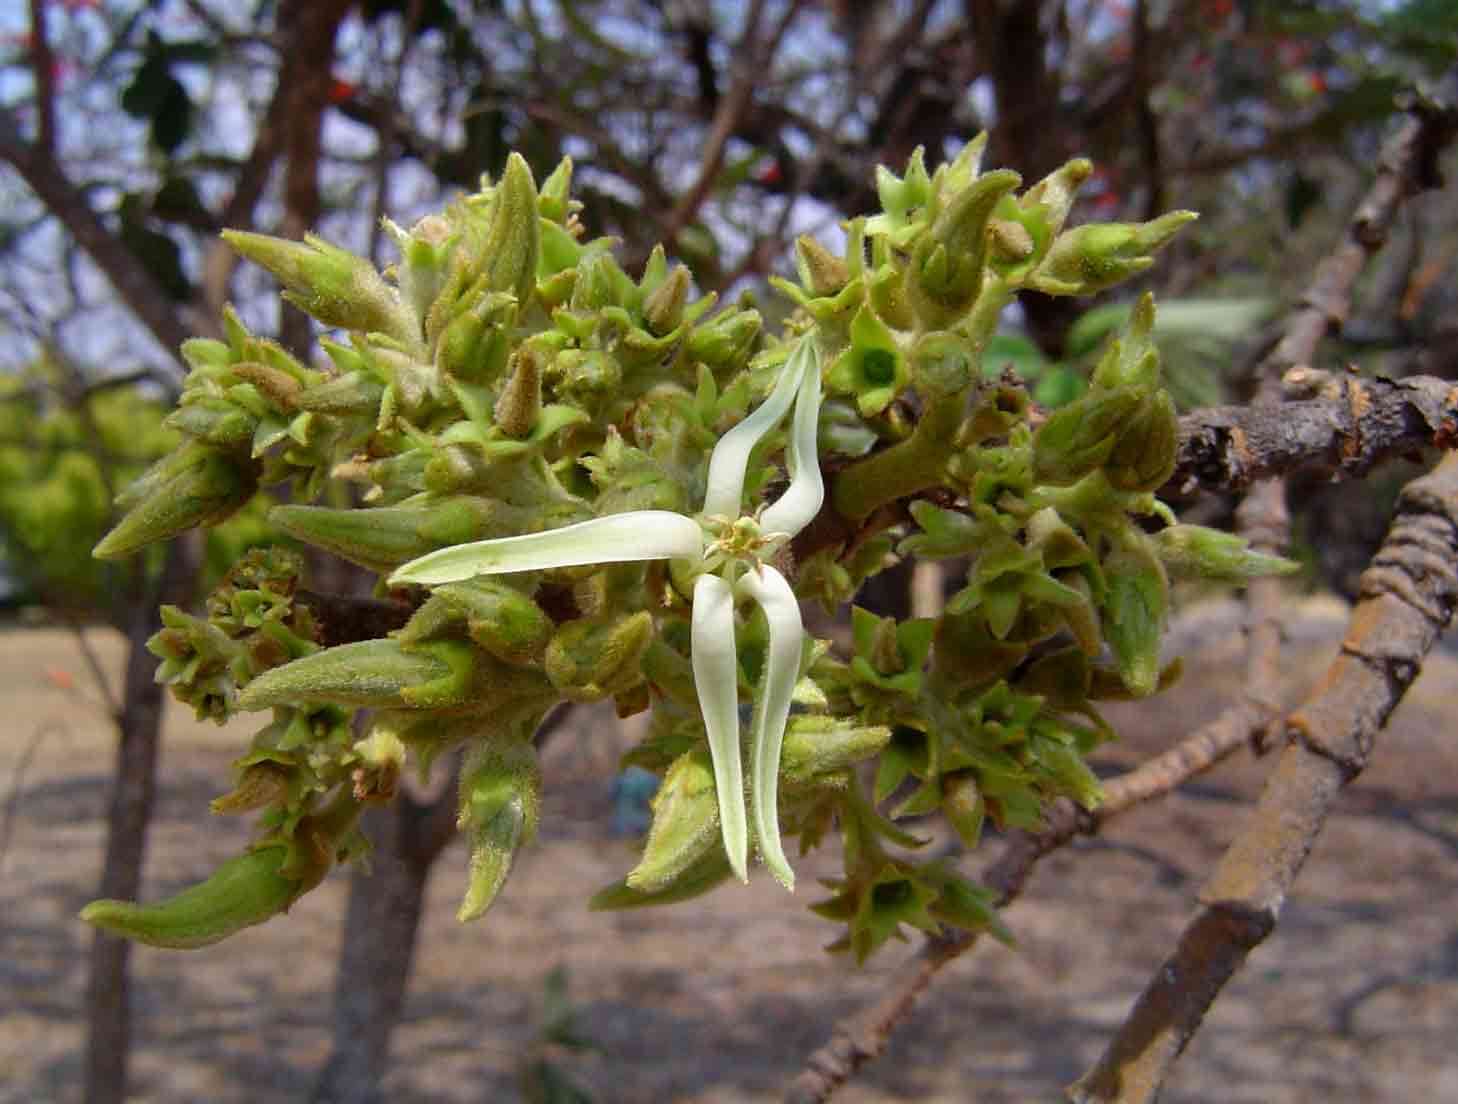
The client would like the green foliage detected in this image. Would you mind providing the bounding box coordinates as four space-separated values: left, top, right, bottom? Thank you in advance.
81 142 1293 960
0 364 271 616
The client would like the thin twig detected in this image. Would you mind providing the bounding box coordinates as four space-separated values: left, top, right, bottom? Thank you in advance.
0 720 67 877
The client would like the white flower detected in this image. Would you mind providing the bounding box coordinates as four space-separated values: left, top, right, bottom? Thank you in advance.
389 338 825 889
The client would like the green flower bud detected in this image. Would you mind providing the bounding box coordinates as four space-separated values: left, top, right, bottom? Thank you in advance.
80 845 301 949
545 611 654 702
942 772 986 848
236 638 476 711
642 263 692 335
476 152 541 307
456 739 541 921
1031 388 1142 487
221 230 411 339
1152 524 1299 583
493 347 542 438
1100 535 1168 697
537 156 577 224
794 234 850 297
95 446 258 559
1031 210 1197 296
270 495 534 573
779 716 891 787
1105 391 1179 492
907 169 1020 328
627 749 720 892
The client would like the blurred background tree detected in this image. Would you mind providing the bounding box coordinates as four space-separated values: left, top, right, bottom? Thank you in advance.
1 2 1455 1101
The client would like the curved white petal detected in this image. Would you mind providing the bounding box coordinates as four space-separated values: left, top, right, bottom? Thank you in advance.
701 339 808 518
691 573 748 882
389 511 703 587
759 340 823 538
737 564 802 890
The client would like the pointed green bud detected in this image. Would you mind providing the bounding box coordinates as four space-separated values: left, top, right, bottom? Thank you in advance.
627 749 721 893
236 637 476 711
794 234 850 297
1091 292 1161 391
180 337 233 375
537 156 575 223
1031 211 1197 296
1101 535 1168 697
494 347 542 438
544 611 654 702
642 263 691 335
908 169 1021 328
779 716 891 787
1032 388 1142 486
270 495 533 573
867 262 916 330
95 447 257 559
478 152 541 306
222 230 410 339
456 739 541 921
1152 524 1299 583
1105 391 1179 492
79 844 300 949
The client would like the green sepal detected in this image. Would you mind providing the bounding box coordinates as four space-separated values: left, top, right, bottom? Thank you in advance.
626 748 720 893
588 846 734 910
1152 524 1300 583
270 494 536 573
826 304 907 417
1031 388 1142 487
779 716 891 788
95 444 258 559
544 611 654 702
235 637 476 711
456 738 541 921
1100 535 1168 697
221 230 412 340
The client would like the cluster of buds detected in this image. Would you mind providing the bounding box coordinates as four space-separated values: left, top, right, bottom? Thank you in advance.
82 142 1292 958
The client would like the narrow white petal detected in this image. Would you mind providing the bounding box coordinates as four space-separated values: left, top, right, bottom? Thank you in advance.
691 573 749 882
759 340 823 538
389 511 702 587
701 340 808 518
737 564 802 890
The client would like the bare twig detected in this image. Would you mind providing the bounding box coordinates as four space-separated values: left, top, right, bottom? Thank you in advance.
0 107 213 369
660 0 803 248
1068 451 1458 1103
0 720 67 877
